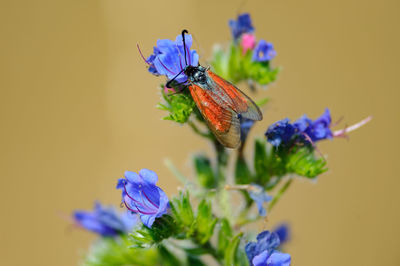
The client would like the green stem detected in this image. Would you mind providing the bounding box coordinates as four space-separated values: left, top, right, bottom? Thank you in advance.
268 178 293 212
188 121 213 139
164 159 191 185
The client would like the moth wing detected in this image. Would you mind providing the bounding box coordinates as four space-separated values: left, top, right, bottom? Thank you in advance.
206 70 263 121
189 84 241 148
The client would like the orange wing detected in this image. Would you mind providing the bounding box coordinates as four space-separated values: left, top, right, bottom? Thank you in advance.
189 84 241 148
207 70 263 121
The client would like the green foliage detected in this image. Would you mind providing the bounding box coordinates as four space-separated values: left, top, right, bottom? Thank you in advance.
170 191 195 230
194 154 216 188
158 87 195 124
130 215 178 247
83 236 159 266
286 147 328 177
190 200 218 244
223 233 244 266
235 138 328 192
256 138 328 184
217 219 233 257
211 43 279 86
169 191 217 245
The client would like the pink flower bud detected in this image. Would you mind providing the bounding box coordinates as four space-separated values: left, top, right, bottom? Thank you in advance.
241 33 256 54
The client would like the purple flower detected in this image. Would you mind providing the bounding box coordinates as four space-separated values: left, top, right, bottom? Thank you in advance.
252 40 276 62
73 202 137 237
229 13 255 40
273 223 290 245
265 118 297 147
249 184 272 216
146 34 199 83
266 109 333 147
246 230 291 266
295 108 332 142
117 169 169 228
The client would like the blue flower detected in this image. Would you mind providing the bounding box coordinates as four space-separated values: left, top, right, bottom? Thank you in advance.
117 169 169 228
73 202 137 237
252 40 276 62
246 230 291 266
266 109 333 147
146 34 199 83
249 184 272 216
229 13 255 40
301 108 332 142
265 118 297 147
273 223 290 245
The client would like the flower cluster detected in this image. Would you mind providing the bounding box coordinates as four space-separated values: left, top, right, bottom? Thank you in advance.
265 108 333 148
73 202 137 237
212 13 278 85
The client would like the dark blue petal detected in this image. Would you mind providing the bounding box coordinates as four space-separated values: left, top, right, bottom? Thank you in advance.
256 231 281 250
229 13 255 40
303 108 333 142
273 224 290 245
265 119 296 147
293 115 312 132
246 230 282 264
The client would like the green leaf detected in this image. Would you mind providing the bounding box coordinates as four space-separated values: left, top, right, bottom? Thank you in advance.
192 200 218 244
286 147 328 178
170 191 195 228
194 154 216 188
217 219 233 256
224 232 243 266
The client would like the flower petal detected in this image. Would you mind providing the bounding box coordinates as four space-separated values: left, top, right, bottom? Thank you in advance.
252 250 271 266
139 169 158 184
124 171 142 184
266 252 291 266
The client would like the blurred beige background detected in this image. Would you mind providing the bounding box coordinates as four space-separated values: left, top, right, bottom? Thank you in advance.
1 0 399 265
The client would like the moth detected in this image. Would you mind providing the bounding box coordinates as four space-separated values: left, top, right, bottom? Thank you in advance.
166 30 263 148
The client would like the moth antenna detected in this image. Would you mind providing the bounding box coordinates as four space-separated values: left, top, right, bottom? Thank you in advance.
165 68 186 88
182 29 188 66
